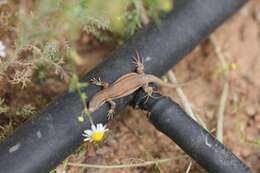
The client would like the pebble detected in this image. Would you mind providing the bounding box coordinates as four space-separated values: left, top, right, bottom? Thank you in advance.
240 148 251 157
255 115 260 129
255 115 260 122
245 105 257 117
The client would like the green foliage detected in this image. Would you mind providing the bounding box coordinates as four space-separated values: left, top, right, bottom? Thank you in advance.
0 97 35 118
0 98 8 114
0 0 174 89
42 41 62 63
68 74 91 123
123 8 142 36
16 0 112 47
0 3 16 37
15 105 36 118
16 0 173 46
69 74 88 93
0 122 13 141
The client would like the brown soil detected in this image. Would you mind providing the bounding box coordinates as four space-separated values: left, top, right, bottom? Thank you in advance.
2 1 260 173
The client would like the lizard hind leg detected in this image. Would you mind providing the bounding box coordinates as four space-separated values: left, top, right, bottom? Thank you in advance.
142 84 161 103
107 100 116 120
132 51 144 74
90 77 109 88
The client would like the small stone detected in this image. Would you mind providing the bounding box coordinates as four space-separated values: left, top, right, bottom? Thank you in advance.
255 115 260 122
240 6 250 17
245 105 257 117
240 148 251 157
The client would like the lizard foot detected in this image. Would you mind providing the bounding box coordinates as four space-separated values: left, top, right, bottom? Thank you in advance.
107 109 115 120
143 86 161 103
132 51 144 74
90 77 109 88
142 93 161 103
107 100 116 120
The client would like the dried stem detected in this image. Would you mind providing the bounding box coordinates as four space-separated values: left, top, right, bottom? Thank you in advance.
67 155 187 169
166 71 208 130
185 161 193 173
210 35 230 143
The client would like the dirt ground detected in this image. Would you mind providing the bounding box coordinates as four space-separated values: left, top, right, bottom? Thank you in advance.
62 1 260 173
1 1 260 173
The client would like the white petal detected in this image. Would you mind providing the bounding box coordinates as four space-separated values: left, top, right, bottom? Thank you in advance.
91 124 96 131
97 124 103 131
82 133 90 137
0 43 5 50
84 130 93 136
82 133 89 137
84 137 91 141
0 51 6 57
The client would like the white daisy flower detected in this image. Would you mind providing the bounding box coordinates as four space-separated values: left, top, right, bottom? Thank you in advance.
0 41 6 58
82 123 109 142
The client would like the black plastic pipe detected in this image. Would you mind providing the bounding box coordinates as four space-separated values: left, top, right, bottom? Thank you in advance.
132 90 253 173
0 0 247 173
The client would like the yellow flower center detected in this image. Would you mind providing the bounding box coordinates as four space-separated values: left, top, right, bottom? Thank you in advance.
91 131 105 142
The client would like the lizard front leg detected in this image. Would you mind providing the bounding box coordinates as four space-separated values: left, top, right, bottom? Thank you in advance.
90 77 109 88
107 100 116 120
132 51 144 74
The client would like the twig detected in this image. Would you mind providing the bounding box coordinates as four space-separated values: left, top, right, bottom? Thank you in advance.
210 35 230 143
166 71 208 130
216 82 229 143
167 71 196 120
185 161 193 173
67 155 187 169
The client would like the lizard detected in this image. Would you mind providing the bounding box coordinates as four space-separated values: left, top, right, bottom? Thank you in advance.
88 52 188 119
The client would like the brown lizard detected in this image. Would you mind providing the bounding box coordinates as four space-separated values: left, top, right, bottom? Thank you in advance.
88 53 187 119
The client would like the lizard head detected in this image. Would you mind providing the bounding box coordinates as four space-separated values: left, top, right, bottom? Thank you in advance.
88 107 95 113
88 96 104 113
88 101 99 113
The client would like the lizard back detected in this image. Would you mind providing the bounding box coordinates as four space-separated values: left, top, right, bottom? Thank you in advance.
88 73 146 111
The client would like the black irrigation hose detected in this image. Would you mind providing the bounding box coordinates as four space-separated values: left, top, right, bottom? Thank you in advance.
0 0 248 173
132 90 253 173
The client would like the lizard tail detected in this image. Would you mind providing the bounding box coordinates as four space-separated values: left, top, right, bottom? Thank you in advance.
146 74 192 88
